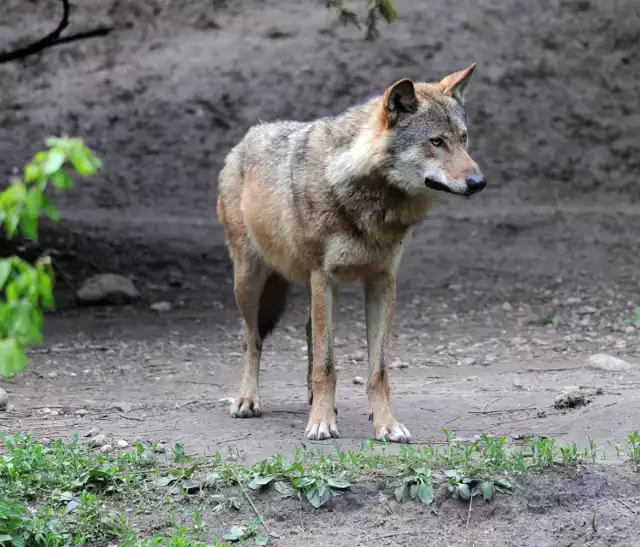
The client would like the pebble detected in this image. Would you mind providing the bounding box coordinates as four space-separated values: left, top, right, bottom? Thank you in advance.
350 350 366 362
76 273 140 305
114 402 132 413
75 408 88 416
512 377 525 390
154 443 167 453
461 357 476 366
91 434 108 447
50 410 59 416
117 439 129 449
502 302 513 312
352 376 365 385
150 301 172 312
389 360 409 370
586 353 634 372
0 387 7 410
100 444 113 454
84 427 100 437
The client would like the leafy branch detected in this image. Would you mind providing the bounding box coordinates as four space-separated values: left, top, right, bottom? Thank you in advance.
0 137 101 378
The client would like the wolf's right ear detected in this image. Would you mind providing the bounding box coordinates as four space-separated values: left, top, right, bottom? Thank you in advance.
383 78 418 127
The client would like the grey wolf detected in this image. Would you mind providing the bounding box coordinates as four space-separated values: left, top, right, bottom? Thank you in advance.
216 64 486 443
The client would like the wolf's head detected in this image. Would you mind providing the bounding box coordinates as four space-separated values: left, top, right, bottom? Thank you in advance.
379 64 486 197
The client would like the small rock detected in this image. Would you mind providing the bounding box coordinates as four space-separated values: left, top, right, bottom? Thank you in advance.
114 402 132 413
461 357 476 366
353 376 365 385
578 305 597 315
50 410 59 416
350 350 366 362
84 427 99 437
484 354 497 365
43 407 52 414
76 274 140 305
0 388 7 410
586 353 634 372
502 302 513 312
512 377 525 390
389 360 409 370
537 409 547 418
554 389 591 410
154 443 167 453
100 444 113 454
117 439 129 449
466 375 480 382
150 301 172 312
552 315 566 328
91 434 108 448
75 408 88 417
168 267 185 287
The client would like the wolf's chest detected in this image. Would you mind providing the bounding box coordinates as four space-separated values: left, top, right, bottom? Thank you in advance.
322 231 410 283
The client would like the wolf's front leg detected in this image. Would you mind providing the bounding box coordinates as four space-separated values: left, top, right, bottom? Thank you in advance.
364 275 411 443
305 270 339 440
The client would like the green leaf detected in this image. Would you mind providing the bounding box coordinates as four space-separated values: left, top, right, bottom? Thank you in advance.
274 481 292 496
394 483 409 503
327 478 350 489
68 149 98 176
41 195 61 222
223 525 246 542
249 475 274 490
42 149 66 175
24 163 40 183
417 482 435 505
457 483 471 500
307 483 330 508
24 187 43 218
154 475 173 487
51 170 73 190
0 535 13 542
254 532 268 546
19 214 38 241
296 476 315 489
494 477 512 489
409 483 418 499
479 481 495 501
0 261 12 288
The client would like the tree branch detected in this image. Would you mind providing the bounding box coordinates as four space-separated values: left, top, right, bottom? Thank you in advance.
0 0 112 64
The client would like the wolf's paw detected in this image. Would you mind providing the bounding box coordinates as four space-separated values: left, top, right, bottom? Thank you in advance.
373 420 411 444
305 419 339 440
230 396 262 418
305 404 339 440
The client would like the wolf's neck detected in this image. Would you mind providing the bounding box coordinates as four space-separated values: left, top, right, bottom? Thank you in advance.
323 100 385 187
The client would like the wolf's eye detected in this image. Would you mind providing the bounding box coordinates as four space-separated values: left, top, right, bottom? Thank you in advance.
429 137 444 148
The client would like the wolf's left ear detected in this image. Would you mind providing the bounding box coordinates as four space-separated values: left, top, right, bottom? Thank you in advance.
439 64 476 104
383 78 418 126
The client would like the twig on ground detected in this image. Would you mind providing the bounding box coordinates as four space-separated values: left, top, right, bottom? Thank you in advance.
469 404 536 415
232 468 271 536
466 493 473 528
482 396 504 412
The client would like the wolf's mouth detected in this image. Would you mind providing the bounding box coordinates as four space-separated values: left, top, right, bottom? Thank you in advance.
424 178 460 195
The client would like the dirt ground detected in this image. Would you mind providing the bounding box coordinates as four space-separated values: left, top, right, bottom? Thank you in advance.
1 0 640 545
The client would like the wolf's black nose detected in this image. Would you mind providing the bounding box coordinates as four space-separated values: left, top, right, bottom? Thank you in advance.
465 174 486 195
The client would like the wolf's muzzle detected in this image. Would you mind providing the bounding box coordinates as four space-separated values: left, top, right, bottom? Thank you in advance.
465 174 486 195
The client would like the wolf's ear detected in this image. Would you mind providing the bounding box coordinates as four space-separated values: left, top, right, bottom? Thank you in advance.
383 78 418 126
439 64 476 104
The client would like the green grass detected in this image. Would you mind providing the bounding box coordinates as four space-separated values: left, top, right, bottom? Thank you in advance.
1 428 639 546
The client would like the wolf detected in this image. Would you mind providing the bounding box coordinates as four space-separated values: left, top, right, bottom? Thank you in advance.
216 64 486 443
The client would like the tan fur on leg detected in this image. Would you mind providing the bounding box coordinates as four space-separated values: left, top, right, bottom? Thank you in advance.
364 275 411 443
305 270 339 440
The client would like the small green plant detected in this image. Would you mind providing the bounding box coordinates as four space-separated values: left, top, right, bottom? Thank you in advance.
559 442 588 466
224 518 267 545
325 0 397 40
394 464 435 505
633 307 640 328
628 431 640 468
531 313 555 326
0 137 101 378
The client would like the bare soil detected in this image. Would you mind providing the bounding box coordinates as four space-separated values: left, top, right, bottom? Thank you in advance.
1 0 640 545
